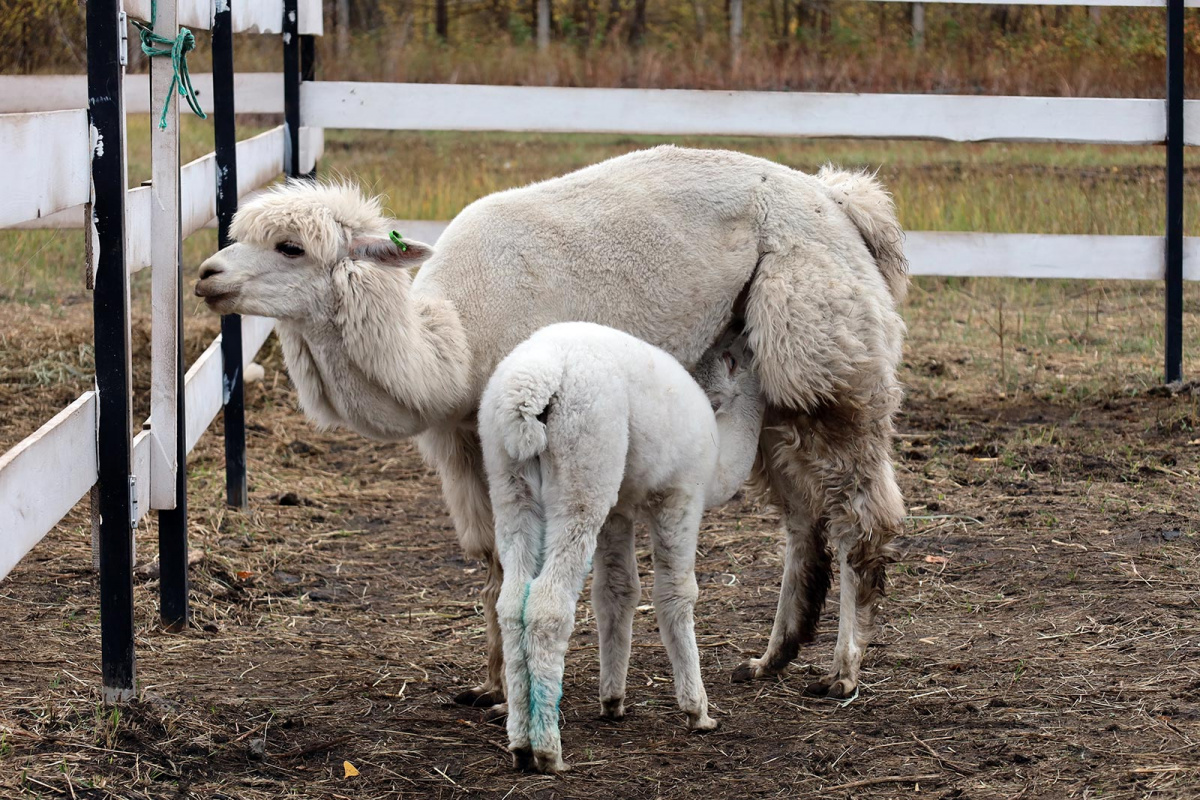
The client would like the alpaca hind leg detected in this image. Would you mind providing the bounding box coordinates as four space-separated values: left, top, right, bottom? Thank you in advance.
593 512 638 721
647 491 715 731
733 422 831 682
802 415 902 699
522 524 603 774
492 465 547 765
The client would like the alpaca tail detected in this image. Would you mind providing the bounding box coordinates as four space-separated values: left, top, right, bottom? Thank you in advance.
816 165 909 303
493 355 563 464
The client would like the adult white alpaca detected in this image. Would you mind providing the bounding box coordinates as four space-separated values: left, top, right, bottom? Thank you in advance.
481 323 763 774
194 146 908 710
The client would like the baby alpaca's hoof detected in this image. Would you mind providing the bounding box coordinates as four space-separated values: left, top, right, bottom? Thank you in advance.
454 686 503 708
533 750 569 775
600 698 625 721
688 712 719 732
482 702 508 725
511 745 534 771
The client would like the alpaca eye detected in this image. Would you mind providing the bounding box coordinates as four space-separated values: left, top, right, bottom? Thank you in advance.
275 241 305 258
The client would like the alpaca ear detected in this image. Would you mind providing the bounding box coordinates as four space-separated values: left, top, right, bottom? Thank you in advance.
721 351 737 374
349 234 434 268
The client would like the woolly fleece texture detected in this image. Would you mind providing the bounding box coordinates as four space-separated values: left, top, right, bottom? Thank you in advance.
481 323 763 773
194 145 908 708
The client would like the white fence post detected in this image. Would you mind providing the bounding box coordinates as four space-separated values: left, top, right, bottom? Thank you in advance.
149 0 181 512
913 3 926 49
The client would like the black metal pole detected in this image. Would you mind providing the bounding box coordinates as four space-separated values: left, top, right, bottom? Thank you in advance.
283 0 301 178
300 33 317 178
88 0 136 700
1165 0 1185 384
157 233 189 631
301 33 316 82
214 0 248 511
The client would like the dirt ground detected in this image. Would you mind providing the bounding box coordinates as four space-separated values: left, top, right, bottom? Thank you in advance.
1 296 1198 800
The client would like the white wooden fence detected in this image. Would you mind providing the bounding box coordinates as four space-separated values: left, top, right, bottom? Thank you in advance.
0 6 322 586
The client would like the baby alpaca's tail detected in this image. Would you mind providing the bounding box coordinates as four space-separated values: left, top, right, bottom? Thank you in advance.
493 352 564 463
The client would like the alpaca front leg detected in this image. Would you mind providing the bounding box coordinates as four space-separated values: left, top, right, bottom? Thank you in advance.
647 495 716 732
452 555 507 710
417 428 505 709
480 552 508 718
593 513 638 721
733 425 832 683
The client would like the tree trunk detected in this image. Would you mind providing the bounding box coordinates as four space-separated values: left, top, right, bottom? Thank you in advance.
692 0 707 40
605 0 622 37
436 0 449 41
628 0 647 44
729 0 743 67
336 0 350 62
538 0 551 49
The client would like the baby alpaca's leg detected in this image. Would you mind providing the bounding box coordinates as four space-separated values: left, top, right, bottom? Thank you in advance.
492 467 546 769
593 511 639 720
523 517 603 774
646 490 716 732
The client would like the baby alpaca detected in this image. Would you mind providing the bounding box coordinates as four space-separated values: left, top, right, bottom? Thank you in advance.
480 322 765 774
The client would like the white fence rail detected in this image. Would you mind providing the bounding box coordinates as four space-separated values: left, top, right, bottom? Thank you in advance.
0 111 92 226
11 126 324 267
124 0 323 33
0 73 287 116
304 82 1200 146
0 314 274 576
862 0 1199 5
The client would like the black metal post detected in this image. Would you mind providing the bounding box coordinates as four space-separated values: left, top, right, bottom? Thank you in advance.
88 0 136 700
301 33 316 82
214 0 248 511
283 0 301 178
1165 0 1185 384
300 33 317 178
157 232 189 631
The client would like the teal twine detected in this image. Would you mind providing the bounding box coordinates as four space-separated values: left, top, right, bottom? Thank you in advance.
131 0 207 130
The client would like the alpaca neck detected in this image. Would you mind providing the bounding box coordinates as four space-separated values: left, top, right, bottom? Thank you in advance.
705 393 765 507
277 265 471 441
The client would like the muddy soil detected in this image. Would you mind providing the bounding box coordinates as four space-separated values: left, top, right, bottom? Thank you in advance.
1 301 1197 799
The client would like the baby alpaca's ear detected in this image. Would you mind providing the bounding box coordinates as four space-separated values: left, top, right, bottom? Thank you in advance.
349 233 434 268
721 350 738 374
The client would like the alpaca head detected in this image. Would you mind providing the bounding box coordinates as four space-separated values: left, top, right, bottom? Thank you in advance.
692 326 757 414
194 180 434 319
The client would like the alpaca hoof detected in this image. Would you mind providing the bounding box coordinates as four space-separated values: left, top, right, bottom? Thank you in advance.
731 657 774 683
454 686 503 708
826 679 857 700
482 703 508 725
688 712 718 732
533 750 569 775
805 676 857 700
511 745 534 771
600 698 625 721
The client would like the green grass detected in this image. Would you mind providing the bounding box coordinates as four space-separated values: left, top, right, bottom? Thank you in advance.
1 115 1197 392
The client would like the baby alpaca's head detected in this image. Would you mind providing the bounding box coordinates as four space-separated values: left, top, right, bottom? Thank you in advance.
692 325 759 414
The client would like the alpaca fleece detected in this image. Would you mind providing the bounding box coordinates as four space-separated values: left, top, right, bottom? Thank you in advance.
480 323 763 773
195 144 908 710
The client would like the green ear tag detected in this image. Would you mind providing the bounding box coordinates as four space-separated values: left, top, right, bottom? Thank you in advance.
389 230 408 251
